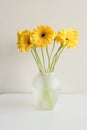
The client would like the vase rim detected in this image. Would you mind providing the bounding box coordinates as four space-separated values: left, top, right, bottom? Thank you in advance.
39 71 56 76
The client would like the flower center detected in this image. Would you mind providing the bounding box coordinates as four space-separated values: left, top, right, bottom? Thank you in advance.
28 39 31 45
41 33 45 37
66 38 69 40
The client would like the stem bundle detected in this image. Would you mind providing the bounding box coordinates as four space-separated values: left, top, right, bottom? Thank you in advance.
31 41 64 74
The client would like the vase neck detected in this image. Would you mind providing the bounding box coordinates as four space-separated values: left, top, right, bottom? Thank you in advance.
39 71 55 76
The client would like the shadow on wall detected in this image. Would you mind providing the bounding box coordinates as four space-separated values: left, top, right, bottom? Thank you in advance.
0 43 33 93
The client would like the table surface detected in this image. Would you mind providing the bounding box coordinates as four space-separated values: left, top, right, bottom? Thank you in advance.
0 93 87 130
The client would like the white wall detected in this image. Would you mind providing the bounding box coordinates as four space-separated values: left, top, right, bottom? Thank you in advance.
0 0 87 94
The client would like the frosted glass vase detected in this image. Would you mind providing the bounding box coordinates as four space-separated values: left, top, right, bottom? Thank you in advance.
32 72 61 110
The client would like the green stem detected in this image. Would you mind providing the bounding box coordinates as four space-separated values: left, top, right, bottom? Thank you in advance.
46 89 54 109
33 47 44 73
50 45 62 71
31 49 41 72
50 40 55 59
42 88 54 109
41 48 46 72
51 47 65 71
46 46 50 72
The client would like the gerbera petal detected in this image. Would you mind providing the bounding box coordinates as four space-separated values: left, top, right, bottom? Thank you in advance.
55 29 79 48
17 30 32 53
30 25 56 47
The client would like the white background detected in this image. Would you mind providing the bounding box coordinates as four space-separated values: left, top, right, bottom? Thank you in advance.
0 0 87 94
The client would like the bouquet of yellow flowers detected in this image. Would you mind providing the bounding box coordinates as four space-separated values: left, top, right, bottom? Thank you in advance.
17 25 79 110
17 25 78 74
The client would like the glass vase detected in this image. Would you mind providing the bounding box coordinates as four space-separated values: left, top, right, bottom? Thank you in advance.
32 72 61 110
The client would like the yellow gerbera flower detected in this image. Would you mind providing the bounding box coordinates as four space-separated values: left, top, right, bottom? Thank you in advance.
17 30 32 53
55 29 79 48
30 25 56 47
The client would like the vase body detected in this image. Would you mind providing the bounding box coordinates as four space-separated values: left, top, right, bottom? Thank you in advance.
32 72 61 110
